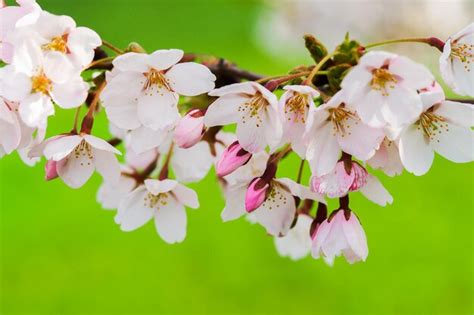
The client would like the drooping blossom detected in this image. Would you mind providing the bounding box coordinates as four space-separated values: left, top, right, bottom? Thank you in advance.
341 51 434 128
274 214 312 260
101 49 216 133
304 90 384 176
0 98 22 155
278 85 319 158
0 51 88 127
440 23 474 97
33 134 121 188
173 109 205 149
115 179 199 244
215 141 252 177
312 209 368 266
310 160 393 206
398 90 474 175
204 82 282 153
0 0 41 63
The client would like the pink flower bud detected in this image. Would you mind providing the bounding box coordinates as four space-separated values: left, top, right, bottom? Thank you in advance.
173 109 205 149
45 160 58 181
245 177 269 213
215 141 252 177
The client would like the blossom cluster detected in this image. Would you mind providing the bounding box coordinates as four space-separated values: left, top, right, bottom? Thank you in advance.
1 1 473 265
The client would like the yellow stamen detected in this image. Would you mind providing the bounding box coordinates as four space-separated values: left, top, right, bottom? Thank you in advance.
370 68 398 96
328 105 355 137
451 42 473 72
143 192 169 209
238 92 269 127
42 35 68 53
417 110 448 141
31 73 52 94
142 68 172 92
285 92 308 123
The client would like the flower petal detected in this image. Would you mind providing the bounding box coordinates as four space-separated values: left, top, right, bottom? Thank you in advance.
116 187 153 230
144 179 178 195
147 49 183 71
50 76 88 109
154 197 187 243
167 62 216 96
83 135 121 154
203 94 244 127
56 148 95 188
137 89 179 130
359 174 393 206
43 135 82 161
173 183 199 209
93 148 121 184
399 125 434 176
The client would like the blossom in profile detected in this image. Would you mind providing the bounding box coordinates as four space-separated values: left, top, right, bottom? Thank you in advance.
278 85 319 158
35 134 121 188
173 109 205 149
341 51 433 128
204 82 282 153
115 179 199 244
440 23 474 97
312 209 368 266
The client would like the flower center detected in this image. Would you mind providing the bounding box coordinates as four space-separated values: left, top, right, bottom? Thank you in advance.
143 68 172 92
73 140 93 166
143 192 169 209
238 92 269 127
261 182 288 211
285 92 308 123
42 35 68 53
451 42 473 72
417 110 448 141
31 73 52 94
328 105 355 136
370 68 398 96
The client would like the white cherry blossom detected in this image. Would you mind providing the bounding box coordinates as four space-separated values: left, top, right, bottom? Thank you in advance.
115 179 199 244
34 134 121 188
279 85 319 158
367 138 403 177
399 91 474 175
440 23 474 97
97 171 137 210
312 210 368 266
341 51 433 128
0 49 88 128
304 90 384 176
204 82 282 153
101 49 216 132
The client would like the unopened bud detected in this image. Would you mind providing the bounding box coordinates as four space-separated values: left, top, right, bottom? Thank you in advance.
215 141 252 177
245 177 269 213
174 109 205 149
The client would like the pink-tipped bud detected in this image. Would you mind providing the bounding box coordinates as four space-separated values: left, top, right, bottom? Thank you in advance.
173 109 205 149
45 160 58 181
245 177 269 213
215 141 252 177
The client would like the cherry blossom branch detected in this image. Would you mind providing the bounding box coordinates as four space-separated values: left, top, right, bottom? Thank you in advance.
364 37 445 52
71 106 81 133
296 159 305 184
159 144 174 180
80 81 106 134
101 40 124 54
304 52 335 86
447 98 474 104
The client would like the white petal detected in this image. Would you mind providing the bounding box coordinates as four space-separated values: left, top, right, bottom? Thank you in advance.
56 148 95 188
274 215 312 260
359 175 393 206
236 121 267 153
390 56 434 89
431 123 474 163
93 148 121 184
277 178 325 204
306 123 340 176
18 93 54 128
51 76 88 109
254 185 296 236
172 142 214 183
167 62 216 96
129 126 169 154
154 197 187 243
0 66 31 101
435 101 474 128
173 184 199 209
451 57 474 97
116 187 153 230
67 27 101 67
43 51 76 84
203 94 244 127
355 89 386 128
337 115 384 160
97 175 136 210
147 49 183 70
43 135 82 161
137 89 179 130
399 125 434 176
383 87 423 127
208 81 256 97
221 184 247 222
112 52 149 72
83 135 121 154
144 179 178 195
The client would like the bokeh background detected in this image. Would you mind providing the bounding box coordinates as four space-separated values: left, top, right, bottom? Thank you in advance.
1 0 473 314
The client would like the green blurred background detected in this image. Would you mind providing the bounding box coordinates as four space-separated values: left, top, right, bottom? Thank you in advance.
1 1 473 314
